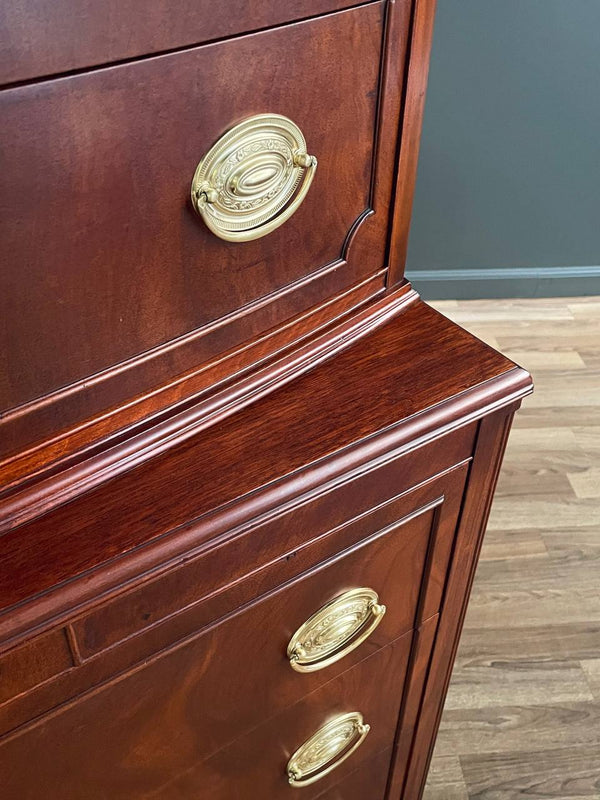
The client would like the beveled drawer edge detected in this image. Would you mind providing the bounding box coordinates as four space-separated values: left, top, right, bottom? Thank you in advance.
1 0 383 88
0 367 532 652
0 421 474 656
0 283 412 531
0 462 467 735
73 493 448 662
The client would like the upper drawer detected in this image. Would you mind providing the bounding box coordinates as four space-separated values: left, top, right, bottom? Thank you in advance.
0 1 369 85
0 3 405 431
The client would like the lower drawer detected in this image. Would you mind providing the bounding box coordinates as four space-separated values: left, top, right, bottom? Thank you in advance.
0 634 411 799
315 747 392 800
150 634 412 799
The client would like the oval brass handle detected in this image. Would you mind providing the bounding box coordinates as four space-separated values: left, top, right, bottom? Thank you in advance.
287 588 386 673
191 113 317 242
287 711 370 788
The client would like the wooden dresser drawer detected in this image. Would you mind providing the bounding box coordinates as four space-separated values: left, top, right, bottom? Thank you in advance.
0 0 372 84
315 747 392 800
151 637 412 799
1 635 411 800
73 457 469 659
0 2 398 430
0 430 472 736
0 461 468 795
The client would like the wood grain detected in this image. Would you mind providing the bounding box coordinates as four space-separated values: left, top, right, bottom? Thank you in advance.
0 4 386 419
388 0 438 284
0 298 525 633
0 0 372 85
424 296 600 800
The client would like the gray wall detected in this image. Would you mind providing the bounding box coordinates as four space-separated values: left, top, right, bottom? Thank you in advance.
405 0 600 299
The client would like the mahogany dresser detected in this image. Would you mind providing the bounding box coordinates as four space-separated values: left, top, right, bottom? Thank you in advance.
0 2 532 797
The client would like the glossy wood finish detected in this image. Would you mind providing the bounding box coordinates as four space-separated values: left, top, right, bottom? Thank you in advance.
400 410 517 798
0 298 528 644
0 0 371 85
0 4 534 798
153 639 412 800
0 628 73 706
0 274 389 487
0 1 414 464
316 747 393 800
0 462 468 737
0 5 386 421
389 0 438 285
0 635 411 799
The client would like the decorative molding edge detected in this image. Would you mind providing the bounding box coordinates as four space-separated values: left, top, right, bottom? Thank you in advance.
406 265 600 300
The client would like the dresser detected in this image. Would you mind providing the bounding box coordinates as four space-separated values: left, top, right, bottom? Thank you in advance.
0 2 531 798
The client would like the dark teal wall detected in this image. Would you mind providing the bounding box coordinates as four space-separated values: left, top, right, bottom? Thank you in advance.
405 0 600 299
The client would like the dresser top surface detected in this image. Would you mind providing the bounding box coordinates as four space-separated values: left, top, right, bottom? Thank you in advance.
0 296 531 631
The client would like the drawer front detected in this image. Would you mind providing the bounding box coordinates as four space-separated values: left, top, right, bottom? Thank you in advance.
1 2 399 422
150 638 411 800
0 458 469 739
0 507 431 790
0 628 73 705
0 462 468 795
0 1 370 84
315 747 392 800
1 635 410 800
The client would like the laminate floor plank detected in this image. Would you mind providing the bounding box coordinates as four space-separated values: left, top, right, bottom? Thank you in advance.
455 622 600 666
503 350 586 370
442 659 593 710
478 528 548 562
423 297 600 800
423 755 468 800
581 660 600 701
433 701 600 758
542 526 600 564
460 744 600 799
512 407 599 429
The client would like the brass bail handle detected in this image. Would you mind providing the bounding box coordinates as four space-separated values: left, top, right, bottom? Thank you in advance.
287 588 387 673
287 712 371 788
191 114 317 242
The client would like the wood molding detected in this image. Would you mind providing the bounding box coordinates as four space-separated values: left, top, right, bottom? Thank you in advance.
0 274 389 489
388 0 438 285
0 286 416 525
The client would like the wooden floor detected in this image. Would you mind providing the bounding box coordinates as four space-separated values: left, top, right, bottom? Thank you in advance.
423 297 600 800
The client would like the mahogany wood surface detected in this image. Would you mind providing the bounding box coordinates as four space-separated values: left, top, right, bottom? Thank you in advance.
0 2 411 461
389 613 440 793
0 273 389 482
316 747 393 800
1 4 383 406
0 0 373 85
158 639 412 800
400 410 518 798
389 0 438 285
0 634 411 799
0 453 472 742
0 299 528 638
0 2 534 797
13 503 428 767
0 463 467 736
0 627 73 706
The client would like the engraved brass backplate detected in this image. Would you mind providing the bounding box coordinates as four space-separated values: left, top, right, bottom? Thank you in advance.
287 587 386 673
287 711 370 788
191 114 316 242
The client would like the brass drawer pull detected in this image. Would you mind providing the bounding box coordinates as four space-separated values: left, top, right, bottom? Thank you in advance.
287 711 370 788
191 113 317 242
287 588 386 673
